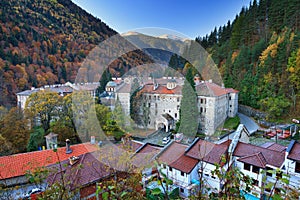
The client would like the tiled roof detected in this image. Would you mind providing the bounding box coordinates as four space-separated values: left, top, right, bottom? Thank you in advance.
260 142 286 153
238 152 267 168
225 88 239 93
185 139 230 165
141 84 182 95
287 142 300 161
0 143 98 180
169 154 198 174
233 142 285 168
195 82 227 97
158 142 187 164
132 143 162 168
157 142 198 173
47 152 111 190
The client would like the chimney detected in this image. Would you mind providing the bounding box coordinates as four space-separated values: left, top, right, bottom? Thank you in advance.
66 139 72 154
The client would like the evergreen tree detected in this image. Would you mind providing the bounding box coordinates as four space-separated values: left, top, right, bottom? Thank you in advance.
98 68 112 94
177 77 199 137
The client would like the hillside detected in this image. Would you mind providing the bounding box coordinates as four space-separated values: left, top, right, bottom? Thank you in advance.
0 0 151 107
195 0 300 120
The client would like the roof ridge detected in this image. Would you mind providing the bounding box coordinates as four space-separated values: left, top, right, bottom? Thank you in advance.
256 152 267 167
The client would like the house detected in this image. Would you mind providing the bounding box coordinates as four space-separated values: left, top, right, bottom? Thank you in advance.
0 142 98 189
156 141 199 197
284 140 300 189
185 138 232 193
232 142 286 198
47 152 112 199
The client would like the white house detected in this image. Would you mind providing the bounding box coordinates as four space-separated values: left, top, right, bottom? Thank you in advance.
156 141 199 197
283 140 300 188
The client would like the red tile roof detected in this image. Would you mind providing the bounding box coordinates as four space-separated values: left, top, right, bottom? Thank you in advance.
141 84 182 95
196 82 227 97
158 142 187 164
225 88 239 94
169 154 198 173
185 139 230 165
158 142 198 173
233 142 285 168
287 142 300 161
0 143 98 180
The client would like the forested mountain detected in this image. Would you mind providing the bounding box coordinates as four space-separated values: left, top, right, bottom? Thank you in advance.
196 0 300 120
0 0 151 107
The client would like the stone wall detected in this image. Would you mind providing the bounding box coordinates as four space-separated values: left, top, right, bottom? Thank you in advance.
238 105 275 127
238 105 267 119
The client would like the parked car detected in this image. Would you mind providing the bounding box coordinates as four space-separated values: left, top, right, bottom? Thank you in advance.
22 188 42 199
162 137 170 144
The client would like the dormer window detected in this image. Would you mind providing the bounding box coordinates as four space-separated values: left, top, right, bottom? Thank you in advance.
166 81 177 90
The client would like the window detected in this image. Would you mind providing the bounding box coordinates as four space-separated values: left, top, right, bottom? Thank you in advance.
252 166 260 174
149 95 151 100
201 98 203 104
180 188 184 193
296 162 300 173
175 113 178 118
200 107 203 113
177 105 180 110
229 96 231 100
266 167 273 177
169 110 171 113
177 97 180 102
252 179 259 186
181 171 185 176
244 163 251 171
169 167 172 172
148 103 151 107
154 96 156 100
162 164 166 169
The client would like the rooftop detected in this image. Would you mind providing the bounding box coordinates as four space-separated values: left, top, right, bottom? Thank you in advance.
287 141 300 161
47 152 111 190
234 142 285 168
141 84 182 95
157 142 198 173
0 143 98 180
185 139 230 165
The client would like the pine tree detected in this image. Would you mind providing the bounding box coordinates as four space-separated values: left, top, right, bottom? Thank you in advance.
177 76 199 137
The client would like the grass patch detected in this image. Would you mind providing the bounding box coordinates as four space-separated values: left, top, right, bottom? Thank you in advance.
223 116 240 130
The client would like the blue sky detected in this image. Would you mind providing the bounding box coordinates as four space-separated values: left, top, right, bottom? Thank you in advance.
72 0 251 39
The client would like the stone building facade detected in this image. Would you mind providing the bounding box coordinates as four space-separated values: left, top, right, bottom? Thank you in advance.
113 76 239 135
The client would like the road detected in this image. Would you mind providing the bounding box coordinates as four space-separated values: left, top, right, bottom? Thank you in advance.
238 112 259 134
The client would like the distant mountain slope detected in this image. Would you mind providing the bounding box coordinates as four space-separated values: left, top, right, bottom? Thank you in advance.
195 0 300 120
0 0 151 107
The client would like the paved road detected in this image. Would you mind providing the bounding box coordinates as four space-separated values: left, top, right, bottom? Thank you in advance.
238 113 259 134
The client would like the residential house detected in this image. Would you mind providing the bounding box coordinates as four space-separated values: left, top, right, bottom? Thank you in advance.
284 140 300 189
156 141 199 197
